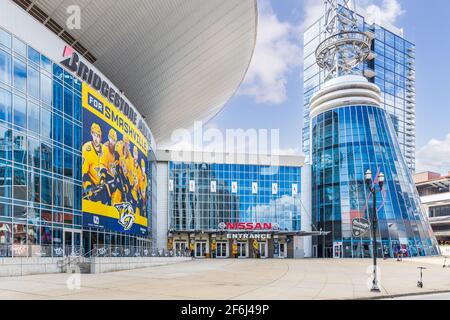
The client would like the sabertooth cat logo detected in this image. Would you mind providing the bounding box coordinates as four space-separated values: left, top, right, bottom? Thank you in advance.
116 203 136 231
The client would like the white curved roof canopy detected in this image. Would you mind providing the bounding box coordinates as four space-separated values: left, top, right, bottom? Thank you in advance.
30 0 257 144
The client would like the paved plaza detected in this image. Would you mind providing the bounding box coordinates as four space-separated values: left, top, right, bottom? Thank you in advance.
0 257 449 300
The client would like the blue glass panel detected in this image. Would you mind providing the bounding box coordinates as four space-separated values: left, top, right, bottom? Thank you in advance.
0 49 11 85
13 95 26 129
53 146 63 175
63 71 73 87
73 124 81 151
53 81 63 112
40 55 52 73
0 160 12 199
74 93 81 121
52 113 63 143
40 73 52 106
27 101 40 134
41 142 52 173
0 29 11 49
13 130 26 165
13 58 26 92
64 150 73 178
64 87 73 117
13 38 26 57
0 125 12 160
41 174 52 205
64 119 72 148
53 64 63 82
40 107 52 139
0 87 12 123
27 46 40 65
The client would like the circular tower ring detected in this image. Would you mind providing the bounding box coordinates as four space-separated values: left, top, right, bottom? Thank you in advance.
315 31 371 71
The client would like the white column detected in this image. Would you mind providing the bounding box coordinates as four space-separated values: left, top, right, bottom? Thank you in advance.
156 162 169 250
301 164 312 258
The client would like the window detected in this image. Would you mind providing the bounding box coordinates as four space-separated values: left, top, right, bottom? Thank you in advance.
41 73 52 106
13 38 26 57
13 223 27 245
27 171 40 203
64 119 72 147
53 113 63 143
53 145 63 175
40 107 52 139
40 55 52 73
0 87 12 123
53 179 63 207
74 155 82 181
41 142 52 172
27 137 40 169
64 150 73 178
13 58 26 92
64 87 73 117
53 81 63 112
0 29 11 49
40 174 52 205
13 166 27 201
64 180 74 209
28 46 40 66
13 131 26 164
74 93 81 121
27 101 40 134
13 95 26 129
0 160 12 199
64 71 73 87
0 125 12 160
0 49 11 85
74 184 82 210
74 124 81 151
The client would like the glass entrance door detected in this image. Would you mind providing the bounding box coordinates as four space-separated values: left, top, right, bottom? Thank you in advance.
64 230 82 256
175 241 188 256
195 241 207 258
216 242 228 258
258 242 268 258
279 243 287 258
238 242 247 258
333 243 343 259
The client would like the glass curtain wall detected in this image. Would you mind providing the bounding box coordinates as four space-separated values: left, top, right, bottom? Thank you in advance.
168 163 301 232
311 105 439 258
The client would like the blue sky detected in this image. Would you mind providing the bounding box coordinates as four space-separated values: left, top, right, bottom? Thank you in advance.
202 0 450 174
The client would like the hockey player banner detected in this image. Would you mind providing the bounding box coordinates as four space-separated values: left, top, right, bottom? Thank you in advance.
81 83 149 235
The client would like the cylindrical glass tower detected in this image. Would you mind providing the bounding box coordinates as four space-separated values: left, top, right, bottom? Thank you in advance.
310 75 439 258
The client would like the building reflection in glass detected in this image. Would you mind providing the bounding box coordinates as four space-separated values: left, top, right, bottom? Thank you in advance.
169 162 301 232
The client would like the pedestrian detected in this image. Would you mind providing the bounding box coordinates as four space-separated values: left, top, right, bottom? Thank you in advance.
383 246 389 260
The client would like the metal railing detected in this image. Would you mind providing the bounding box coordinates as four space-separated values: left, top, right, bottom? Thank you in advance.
0 244 83 258
91 245 187 258
0 244 193 259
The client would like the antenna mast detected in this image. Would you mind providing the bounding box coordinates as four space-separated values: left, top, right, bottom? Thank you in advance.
316 0 370 80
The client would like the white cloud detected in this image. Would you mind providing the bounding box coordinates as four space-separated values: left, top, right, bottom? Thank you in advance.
416 134 450 174
364 0 405 26
238 0 302 104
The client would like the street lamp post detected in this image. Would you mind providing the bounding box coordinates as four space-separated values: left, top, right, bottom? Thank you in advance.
365 169 385 293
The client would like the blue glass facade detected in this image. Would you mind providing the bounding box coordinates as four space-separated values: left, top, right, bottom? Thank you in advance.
168 162 301 232
0 27 153 257
303 11 416 170
311 104 439 258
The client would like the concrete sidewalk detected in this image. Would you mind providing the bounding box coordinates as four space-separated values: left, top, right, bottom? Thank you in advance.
0 257 448 300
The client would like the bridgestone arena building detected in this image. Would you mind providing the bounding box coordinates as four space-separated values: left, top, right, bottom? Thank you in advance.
0 0 440 264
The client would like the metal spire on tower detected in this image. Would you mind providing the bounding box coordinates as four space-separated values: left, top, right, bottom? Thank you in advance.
316 0 371 80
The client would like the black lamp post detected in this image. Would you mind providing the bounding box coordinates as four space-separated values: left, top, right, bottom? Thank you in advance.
365 169 385 293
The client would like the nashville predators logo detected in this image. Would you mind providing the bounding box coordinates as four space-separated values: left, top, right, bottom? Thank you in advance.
115 203 136 231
